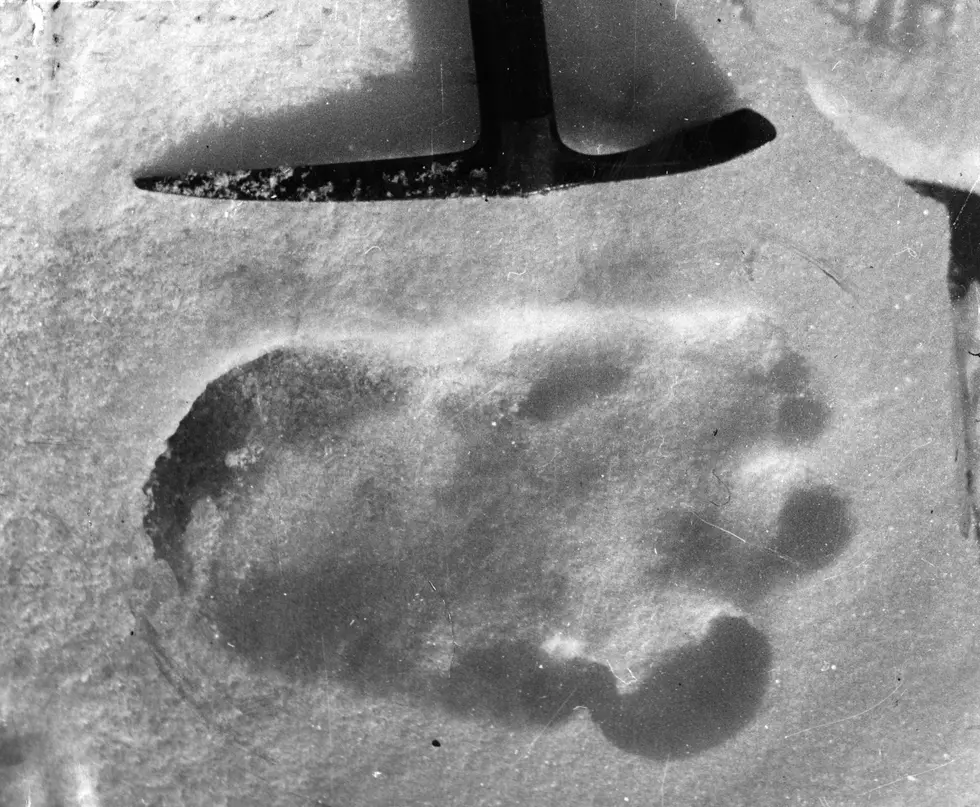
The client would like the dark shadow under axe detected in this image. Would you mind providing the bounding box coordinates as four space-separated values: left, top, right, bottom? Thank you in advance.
133 0 776 201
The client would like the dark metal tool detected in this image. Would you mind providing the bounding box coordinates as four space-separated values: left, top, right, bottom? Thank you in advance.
134 0 776 201
907 181 980 542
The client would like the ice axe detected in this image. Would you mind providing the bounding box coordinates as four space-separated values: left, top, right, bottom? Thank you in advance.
134 0 775 201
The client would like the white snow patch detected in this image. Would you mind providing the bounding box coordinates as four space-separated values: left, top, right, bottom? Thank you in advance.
540 633 589 661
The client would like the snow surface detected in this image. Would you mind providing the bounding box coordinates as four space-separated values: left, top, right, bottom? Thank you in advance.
2 1 980 805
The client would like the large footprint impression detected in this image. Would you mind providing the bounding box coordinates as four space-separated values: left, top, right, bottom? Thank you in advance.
140 303 850 761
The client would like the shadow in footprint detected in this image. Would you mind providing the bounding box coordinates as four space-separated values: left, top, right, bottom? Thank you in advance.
442 641 611 724
144 348 574 694
204 561 421 682
766 352 831 445
441 616 772 760
517 352 632 422
699 350 831 456
591 616 772 758
142 348 399 589
777 394 830 444
766 486 853 573
654 486 854 604
654 510 735 586
205 547 568 689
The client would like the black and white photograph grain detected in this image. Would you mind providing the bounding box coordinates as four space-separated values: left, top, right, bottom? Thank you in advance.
2 0 980 804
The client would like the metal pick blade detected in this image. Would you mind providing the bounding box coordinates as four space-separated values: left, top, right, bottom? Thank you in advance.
134 0 775 202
